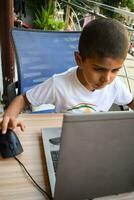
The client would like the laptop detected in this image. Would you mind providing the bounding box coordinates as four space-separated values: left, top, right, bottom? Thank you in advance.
42 111 134 200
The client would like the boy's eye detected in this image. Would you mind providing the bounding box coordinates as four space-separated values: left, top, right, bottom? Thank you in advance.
112 68 120 73
93 68 120 73
93 68 103 72
93 67 120 73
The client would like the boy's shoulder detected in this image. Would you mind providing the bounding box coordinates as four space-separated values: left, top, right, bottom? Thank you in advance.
113 76 125 86
53 66 77 80
108 76 128 92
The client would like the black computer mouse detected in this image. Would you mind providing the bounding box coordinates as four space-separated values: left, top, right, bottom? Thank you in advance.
0 129 23 158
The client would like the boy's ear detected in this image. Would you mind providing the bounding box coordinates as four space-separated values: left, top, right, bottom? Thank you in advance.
74 51 83 66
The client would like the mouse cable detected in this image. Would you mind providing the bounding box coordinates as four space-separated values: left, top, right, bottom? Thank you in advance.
14 156 53 200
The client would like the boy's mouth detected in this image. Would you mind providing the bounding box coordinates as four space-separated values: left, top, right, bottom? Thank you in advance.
95 83 107 88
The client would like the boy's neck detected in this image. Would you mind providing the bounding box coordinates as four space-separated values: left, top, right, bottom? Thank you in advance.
76 67 94 91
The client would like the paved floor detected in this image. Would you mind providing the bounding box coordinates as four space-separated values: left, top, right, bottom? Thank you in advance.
119 53 134 94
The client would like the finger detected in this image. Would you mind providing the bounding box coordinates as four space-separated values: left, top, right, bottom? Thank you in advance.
17 121 25 132
1 116 10 134
10 119 18 132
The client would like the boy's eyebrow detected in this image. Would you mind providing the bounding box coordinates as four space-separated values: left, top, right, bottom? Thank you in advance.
92 64 122 70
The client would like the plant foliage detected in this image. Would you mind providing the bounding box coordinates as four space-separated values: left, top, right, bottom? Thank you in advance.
26 0 65 30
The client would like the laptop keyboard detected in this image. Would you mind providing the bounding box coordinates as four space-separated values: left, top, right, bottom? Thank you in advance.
51 150 59 174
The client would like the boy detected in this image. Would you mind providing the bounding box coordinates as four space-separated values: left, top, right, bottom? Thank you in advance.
1 18 134 133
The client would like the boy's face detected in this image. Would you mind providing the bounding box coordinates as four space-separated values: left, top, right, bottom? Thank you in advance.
75 52 124 91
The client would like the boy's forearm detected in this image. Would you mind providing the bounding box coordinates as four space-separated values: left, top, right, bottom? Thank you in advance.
127 98 134 110
3 94 27 117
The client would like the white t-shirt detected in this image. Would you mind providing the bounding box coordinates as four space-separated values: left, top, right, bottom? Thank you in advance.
26 67 133 113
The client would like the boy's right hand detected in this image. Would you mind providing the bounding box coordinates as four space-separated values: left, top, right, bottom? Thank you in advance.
0 94 27 134
0 115 25 134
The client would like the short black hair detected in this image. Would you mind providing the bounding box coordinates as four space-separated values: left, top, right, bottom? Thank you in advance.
79 18 129 61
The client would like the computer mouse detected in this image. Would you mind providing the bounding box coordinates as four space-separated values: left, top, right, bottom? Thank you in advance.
0 129 23 158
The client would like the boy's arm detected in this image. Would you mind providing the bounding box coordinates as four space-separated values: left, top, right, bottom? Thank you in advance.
127 98 134 110
1 94 28 134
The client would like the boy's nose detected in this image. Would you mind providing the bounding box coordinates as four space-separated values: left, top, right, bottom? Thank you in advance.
100 72 111 83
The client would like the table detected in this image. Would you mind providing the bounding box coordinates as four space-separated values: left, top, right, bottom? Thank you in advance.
0 113 63 200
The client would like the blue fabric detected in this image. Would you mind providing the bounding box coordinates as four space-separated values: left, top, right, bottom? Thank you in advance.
12 29 81 94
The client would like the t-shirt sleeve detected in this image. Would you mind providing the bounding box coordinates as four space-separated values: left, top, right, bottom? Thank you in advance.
114 77 133 105
26 77 55 106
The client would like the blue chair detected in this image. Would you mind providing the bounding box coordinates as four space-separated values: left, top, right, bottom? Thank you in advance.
8 28 81 111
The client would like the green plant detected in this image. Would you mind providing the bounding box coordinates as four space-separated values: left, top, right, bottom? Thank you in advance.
33 1 65 30
26 0 46 19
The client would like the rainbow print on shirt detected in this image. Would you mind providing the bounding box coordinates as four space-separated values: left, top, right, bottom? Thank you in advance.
67 103 97 113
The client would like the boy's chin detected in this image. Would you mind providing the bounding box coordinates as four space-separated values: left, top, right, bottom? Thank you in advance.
94 84 107 89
